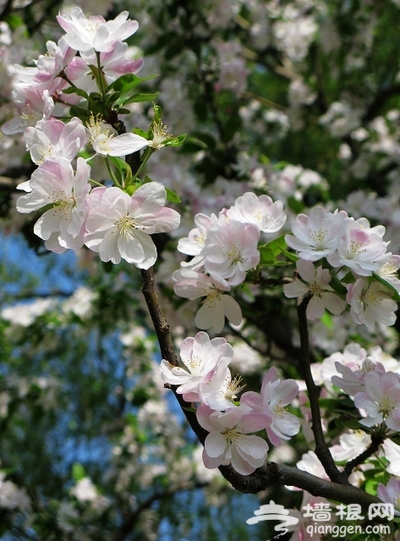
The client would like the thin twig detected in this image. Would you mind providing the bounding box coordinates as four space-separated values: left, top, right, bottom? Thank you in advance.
296 295 347 484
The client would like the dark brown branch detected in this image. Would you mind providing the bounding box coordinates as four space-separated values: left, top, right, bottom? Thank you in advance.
296 296 347 485
343 432 386 478
221 461 380 508
140 267 178 366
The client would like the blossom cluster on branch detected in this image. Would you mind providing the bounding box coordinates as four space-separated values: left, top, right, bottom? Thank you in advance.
2 3 400 541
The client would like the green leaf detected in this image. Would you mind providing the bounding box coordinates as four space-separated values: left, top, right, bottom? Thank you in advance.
69 105 90 120
258 235 297 266
62 87 89 99
329 274 348 296
165 187 181 203
115 91 160 107
162 134 187 147
372 272 400 302
106 73 158 94
72 462 86 482
132 128 150 138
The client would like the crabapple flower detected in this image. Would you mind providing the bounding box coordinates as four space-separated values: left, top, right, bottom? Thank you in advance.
346 278 397 331
384 440 400 476
2 87 54 135
173 269 242 332
204 219 260 286
159 331 234 402
377 478 400 512
56 8 139 53
198 361 246 411
241 367 300 446
68 41 143 93
285 207 347 261
376 253 400 293
84 182 180 268
353 371 400 430
177 212 215 258
16 157 90 253
196 403 269 475
283 259 346 321
327 217 389 276
86 115 149 157
24 117 86 164
331 357 385 396
34 36 76 93
227 192 286 234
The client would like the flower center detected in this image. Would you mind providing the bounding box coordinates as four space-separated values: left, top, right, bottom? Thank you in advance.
115 214 137 239
222 426 240 445
203 288 222 307
308 280 323 297
309 228 327 249
226 244 243 264
379 393 395 417
223 374 246 401
185 355 203 376
347 240 366 259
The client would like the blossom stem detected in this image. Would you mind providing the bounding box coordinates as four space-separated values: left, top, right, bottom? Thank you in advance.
343 432 386 478
104 157 121 188
297 294 347 484
134 146 155 178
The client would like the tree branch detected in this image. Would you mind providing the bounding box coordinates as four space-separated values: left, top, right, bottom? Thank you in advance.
296 295 347 484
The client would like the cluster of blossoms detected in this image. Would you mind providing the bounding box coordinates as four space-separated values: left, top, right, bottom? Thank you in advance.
174 192 286 332
160 331 300 475
330 352 400 432
2 8 181 268
283 206 400 330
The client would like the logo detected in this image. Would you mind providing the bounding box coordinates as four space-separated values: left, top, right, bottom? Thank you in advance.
246 501 395 539
246 500 299 536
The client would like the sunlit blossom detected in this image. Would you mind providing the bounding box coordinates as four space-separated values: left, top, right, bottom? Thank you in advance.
84 183 180 268
196 403 269 475
283 259 346 321
159 331 234 402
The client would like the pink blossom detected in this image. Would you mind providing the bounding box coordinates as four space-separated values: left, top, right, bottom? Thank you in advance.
159 331 234 402
56 8 139 53
241 367 300 445
34 36 76 94
16 157 90 253
327 217 389 276
2 87 54 135
331 357 385 396
377 477 400 512
68 42 143 93
24 117 86 164
204 219 260 286
346 278 397 330
354 371 400 430
198 361 246 410
285 207 347 261
226 192 286 234
283 259 346 321
173 269 242 333
376 253 400 294
177 213 215 257
84 183 180 268
196 403 269 475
